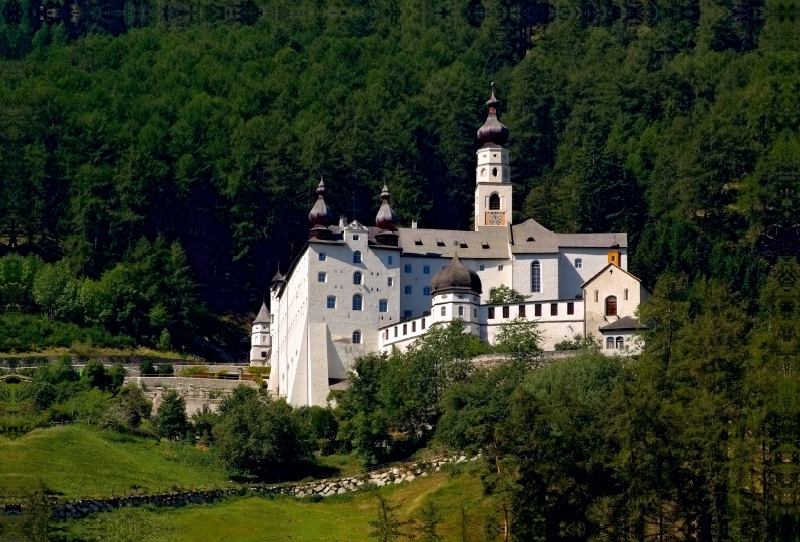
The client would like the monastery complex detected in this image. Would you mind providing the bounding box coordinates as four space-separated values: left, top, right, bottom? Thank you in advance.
251 87 650 407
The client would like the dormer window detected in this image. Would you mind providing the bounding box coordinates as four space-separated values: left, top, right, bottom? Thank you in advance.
575 258 582 269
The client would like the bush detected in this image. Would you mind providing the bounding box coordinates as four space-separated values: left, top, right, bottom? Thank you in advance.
154 389 188 440
157 363 174 376
139 360 155 376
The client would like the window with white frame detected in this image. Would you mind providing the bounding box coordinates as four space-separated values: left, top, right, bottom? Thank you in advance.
352 294 363 311
353 271 363 285
319 253 327 261
606 337 614 349
327 296 336 309
318 272 326 282
616 336 624 349
531 261 541 293
352 330 361 344
441 306 446 316
353 251 362 264
388 277 394 287
379 299 388 312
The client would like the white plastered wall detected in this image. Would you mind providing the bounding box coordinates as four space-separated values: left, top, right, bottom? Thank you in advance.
511 253 559 301
557 248 628 300
583 266 648 343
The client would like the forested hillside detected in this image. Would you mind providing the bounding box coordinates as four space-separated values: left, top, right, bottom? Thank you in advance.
0 0 792 352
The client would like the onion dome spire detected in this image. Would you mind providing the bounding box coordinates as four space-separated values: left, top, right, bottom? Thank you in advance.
271 267 285 284
430 254 483 294
477 82 510 146
375 184 399 230
308 179 333 226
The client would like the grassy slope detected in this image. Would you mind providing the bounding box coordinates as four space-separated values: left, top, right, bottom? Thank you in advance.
61 468 494 542
0 425 232 498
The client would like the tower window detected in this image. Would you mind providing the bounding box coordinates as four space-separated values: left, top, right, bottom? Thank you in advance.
353 271 363 285
575 258 582 269
606 296 617 317
318 272 326 282
352 294 363 311
489 194 500 210
458 306 464 316
492 167 498 177
352 330 361 344
531 261 541 293
353 251 362 264
441 306 446 316
379 299 388 313
327 296 336 309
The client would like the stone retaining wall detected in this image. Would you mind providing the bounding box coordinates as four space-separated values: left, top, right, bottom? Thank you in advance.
49 454 479 520
125 376 259 415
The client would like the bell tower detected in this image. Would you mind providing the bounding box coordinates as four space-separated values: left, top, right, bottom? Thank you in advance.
474 83 512 230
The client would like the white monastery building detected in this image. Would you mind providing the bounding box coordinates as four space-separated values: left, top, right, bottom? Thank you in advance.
252 86 650 407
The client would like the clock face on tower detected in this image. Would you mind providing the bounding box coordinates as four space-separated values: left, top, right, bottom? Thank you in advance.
486 211 505 226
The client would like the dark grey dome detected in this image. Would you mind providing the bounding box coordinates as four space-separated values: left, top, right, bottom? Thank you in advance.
477 84 509 146
309 180 333 226
375 184 398 230
430 254 482 294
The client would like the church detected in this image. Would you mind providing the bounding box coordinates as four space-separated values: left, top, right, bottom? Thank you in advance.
250 86 649 407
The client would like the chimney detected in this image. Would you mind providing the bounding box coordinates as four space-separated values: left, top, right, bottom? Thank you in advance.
411 221 418 229
339 216 346 228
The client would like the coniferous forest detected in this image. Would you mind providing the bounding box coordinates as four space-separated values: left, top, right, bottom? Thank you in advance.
1 0 800 540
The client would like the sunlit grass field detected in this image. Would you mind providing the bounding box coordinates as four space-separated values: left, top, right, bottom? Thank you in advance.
0 425 233 498
59 468 494 542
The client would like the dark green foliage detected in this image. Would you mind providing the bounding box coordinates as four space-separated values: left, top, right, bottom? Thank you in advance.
101 384 152 432
293 405 339 455
157 363 174 376
487 285 529 304
81 360 110 391
139 360 155 376
212 385 312 478
154 389 188 440
0 313 133 353
416 497 443 542
369 493 409 542
107 364 127 395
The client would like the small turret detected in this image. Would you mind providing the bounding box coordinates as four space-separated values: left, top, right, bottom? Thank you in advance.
476 83 510 147
250 302 272 366
309 180 334 240
375 184 400 247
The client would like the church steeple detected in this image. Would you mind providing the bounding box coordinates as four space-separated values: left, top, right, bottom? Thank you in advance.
474 83 512 230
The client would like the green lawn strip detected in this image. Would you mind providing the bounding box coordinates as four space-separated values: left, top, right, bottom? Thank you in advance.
0 425 232 498
58 470 495 542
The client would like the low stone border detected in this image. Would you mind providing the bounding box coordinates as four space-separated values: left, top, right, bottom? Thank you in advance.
48 454 481 520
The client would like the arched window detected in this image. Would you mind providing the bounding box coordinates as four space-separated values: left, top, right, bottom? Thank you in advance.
606 337 615 349
616 336 624 349
606 296 617 317
352 330 361 344
531 261 541 293
353 251 362 264
352 294 363 311
489 194 500 210
353 271 363 285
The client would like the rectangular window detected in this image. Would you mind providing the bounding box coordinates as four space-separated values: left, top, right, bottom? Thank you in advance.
327 296 336 309
352 235 359 241
421 318 426 329
551 303 558 316
405 286 412 294
498 265 504 271
567 302 574 315
394 326 398 337
575 258 582 268
388 277 394 287
318 272 326 282
535 304 542 317
388 256 393 265
423 265 430 274
519 305 526 317
441 306 446 316
404 264 412 273
319 253 326 261
479 264 485 271
403 324 407 335
412 321 416 332
404 310 412 319
379 300 388 313
488 307 495 319
502 306 509 318
423 286 431 296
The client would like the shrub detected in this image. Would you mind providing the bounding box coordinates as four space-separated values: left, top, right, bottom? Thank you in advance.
154 389 188 440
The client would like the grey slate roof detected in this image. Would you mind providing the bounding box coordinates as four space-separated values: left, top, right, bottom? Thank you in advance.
510 219 627 254
254 302 271 324
599 316 645 332
430 255 483 294
397 227 509 259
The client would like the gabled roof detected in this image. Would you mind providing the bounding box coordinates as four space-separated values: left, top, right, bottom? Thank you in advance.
599 316 645 332
510 219 627 255
254 302 271 324
396 227 509 259
581 263 644 289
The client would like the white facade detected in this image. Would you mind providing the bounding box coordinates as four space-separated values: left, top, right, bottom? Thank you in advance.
256 91 649 406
